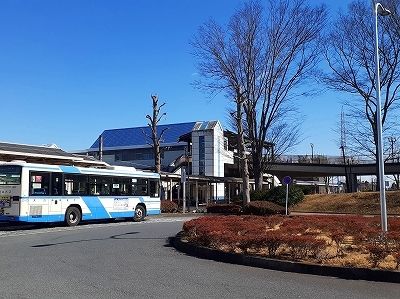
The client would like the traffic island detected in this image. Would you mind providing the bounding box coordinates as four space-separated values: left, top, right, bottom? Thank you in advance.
170 231 400 283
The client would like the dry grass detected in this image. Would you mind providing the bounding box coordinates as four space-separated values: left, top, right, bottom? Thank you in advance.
292 191 400 215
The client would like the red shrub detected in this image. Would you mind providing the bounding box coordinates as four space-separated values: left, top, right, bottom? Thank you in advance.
307 238 328 259
389 217 400 231
243 201 286 216
160 200 178 213
261 232 286 257
207 204 242 214
330 229 346 256
182 215 400 265
281 216 310 234
366 243 388 268
285 235 315 260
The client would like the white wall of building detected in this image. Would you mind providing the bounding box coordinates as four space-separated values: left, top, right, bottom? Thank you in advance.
191 121 234 200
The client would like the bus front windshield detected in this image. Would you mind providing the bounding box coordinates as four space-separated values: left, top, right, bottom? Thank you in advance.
0 166 22 185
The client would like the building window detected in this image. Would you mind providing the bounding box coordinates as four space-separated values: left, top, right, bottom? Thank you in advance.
115 152 122 161
199 136 205 175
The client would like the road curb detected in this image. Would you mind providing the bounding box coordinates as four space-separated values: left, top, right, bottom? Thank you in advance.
170 232 400 283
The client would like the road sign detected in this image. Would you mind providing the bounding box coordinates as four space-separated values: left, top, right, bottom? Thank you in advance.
282 176 292 216
282 176 292 185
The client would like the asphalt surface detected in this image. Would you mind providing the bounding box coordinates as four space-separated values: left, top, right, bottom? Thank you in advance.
0 217 400 299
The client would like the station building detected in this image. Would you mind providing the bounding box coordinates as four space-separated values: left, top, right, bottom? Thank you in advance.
80 121 252 203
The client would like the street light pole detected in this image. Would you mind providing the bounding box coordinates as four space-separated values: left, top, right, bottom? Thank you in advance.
310 143 314 164
372 1 391 232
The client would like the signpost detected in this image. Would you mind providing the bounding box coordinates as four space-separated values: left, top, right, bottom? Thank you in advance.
282 176 292 216
181 168 187 213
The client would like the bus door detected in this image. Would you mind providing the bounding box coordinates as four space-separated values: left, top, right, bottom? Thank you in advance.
48 173 63 215
0 166 22 218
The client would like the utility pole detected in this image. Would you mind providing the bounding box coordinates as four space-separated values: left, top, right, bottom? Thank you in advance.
310 143 314 163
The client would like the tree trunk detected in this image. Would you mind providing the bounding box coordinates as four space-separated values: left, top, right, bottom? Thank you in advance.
154 145 161 173
236 100 250 204
252 153 264 191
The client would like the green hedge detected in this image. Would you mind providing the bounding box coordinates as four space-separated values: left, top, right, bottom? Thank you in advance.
206 204 242 214
250 185 304 206
243 201 286 216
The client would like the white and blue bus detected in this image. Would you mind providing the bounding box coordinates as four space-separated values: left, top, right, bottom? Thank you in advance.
0 161 160 226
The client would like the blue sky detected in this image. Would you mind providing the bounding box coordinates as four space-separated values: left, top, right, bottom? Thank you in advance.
0 0 353 155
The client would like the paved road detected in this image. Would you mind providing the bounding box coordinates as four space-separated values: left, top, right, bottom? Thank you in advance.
0 217 399 299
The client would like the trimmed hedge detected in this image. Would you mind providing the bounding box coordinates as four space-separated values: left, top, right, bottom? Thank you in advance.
250 186 305 206
243 201 286 216
206 204 242 214
160 200 178 213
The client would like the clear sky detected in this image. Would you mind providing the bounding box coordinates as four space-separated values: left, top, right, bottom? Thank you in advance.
0 0 353 155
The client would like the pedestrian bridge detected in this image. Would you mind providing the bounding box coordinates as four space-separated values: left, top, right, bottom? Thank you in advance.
268 161 400 178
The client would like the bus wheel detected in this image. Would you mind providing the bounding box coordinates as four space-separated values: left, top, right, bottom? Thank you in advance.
65 206 81 226
133 205 145 222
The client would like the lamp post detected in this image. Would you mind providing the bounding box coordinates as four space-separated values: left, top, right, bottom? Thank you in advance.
372 1 391 232
310 143 314 164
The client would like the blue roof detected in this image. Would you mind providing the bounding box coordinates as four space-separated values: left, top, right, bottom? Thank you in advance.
90 122 197 149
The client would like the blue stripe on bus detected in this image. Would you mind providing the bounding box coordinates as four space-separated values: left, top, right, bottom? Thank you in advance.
0 210 160 223
81 196 110 219
59 166 81 174
0 215 64 222
109 211 134 218
147 209 161 215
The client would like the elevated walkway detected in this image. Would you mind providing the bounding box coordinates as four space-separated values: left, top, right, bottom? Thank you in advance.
268 161 400 177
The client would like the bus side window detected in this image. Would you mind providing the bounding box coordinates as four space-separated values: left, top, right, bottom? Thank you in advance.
65 175 88 196
132 178 148 196
30 172 50 196
51 173 63 196
149 179 159 197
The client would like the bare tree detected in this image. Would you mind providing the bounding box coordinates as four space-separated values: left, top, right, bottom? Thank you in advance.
234 0 326 190
324 0 400 189
144 95 167 173
193 0 326 192
388 136 400 189
191 6 255 203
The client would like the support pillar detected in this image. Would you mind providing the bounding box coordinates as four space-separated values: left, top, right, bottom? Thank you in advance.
206 183 210 206
228 183 231 204
195 181 199 210
169 179 173 201
350 174 358 193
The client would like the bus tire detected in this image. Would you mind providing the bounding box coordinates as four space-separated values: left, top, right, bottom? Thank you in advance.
133 205 145 222
65 206 81 226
